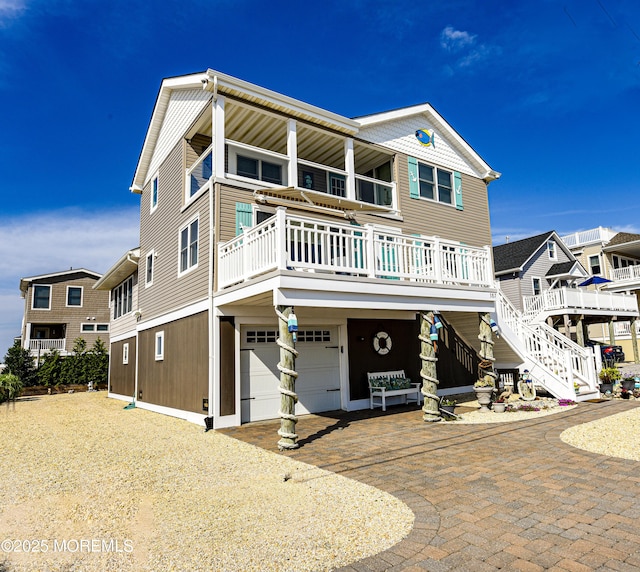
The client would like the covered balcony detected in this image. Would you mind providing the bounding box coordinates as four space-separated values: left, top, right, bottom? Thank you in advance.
217 208 493 290
184 98 397 211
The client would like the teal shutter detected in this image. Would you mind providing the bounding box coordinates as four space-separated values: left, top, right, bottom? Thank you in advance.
454 171 463 211
235 202 253 235
408 157 419 199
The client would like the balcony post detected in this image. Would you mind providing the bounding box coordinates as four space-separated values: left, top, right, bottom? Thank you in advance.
484 245 492 285
576 315 585 347
274 207 287 271
631 317 639 364
344 138 356 201
213 95 225 178
286 119 297 188
433 237 442 283
365 225 376 278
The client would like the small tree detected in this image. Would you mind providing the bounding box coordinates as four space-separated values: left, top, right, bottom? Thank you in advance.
3 341 37 387
86 338 109 388
60 338 88 385
38 349 63 388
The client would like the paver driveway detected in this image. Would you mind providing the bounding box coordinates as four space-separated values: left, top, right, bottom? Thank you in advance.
221 400 640 571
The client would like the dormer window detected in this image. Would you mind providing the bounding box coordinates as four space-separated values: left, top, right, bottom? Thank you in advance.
547 241 557 260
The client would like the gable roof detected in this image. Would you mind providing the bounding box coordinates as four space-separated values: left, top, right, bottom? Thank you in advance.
546 261 588 279
493 231 578 276
19 268 102 296
493 231 557 275
356 103 500 182
603 231 640 258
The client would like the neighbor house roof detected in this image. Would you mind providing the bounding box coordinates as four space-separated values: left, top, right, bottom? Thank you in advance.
546 262 575 276
93 248 140 291
493 231 556 275
19 268 102 296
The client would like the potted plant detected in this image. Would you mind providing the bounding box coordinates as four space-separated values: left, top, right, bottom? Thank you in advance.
440 397 456 414
599 367 621 394
622 376 636 392
474 376 495 412
492 395 507 413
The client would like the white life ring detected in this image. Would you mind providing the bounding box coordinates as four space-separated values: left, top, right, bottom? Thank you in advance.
373 331 392 355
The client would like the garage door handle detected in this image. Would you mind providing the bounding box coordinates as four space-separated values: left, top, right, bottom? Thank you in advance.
241 397 256 401
327 388 340 392
325 345 339 349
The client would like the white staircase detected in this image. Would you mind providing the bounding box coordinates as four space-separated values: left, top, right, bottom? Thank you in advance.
494 288 600 401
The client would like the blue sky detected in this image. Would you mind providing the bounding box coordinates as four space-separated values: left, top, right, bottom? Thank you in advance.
1 0 639 356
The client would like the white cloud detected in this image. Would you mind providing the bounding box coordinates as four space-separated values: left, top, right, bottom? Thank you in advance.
440 26 476 52
0 207 139 358
0 0 26 25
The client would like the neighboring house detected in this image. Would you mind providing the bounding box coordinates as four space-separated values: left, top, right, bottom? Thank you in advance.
561 228 640 362
100 69 620 429
19 269 110 364
93 248 140 397
494 231 638 347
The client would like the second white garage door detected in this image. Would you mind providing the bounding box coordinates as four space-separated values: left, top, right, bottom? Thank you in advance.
240 326 341 423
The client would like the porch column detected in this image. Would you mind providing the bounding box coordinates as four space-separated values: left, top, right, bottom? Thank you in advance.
608 320 616 345
419 311 441 422
563 314 572 338
344 138 356 201
576 315 585 347
478 312 497 387
276 305 299 450
631 318 639 364
212 95 225 178
286 119 297 188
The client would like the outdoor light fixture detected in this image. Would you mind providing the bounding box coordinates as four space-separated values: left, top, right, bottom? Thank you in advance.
202 398 209 412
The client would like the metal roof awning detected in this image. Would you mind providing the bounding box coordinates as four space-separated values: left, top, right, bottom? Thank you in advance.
253 187 394 218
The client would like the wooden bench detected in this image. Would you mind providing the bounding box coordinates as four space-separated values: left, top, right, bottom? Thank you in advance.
367 370 422 411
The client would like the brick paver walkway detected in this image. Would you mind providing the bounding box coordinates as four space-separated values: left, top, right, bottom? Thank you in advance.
221 400 640 571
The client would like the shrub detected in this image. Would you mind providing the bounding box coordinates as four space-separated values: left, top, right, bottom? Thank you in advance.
599 367 621 383
3 341 37 386
0 373 23 405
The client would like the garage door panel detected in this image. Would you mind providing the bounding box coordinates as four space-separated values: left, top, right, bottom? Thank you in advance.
241 326 340 422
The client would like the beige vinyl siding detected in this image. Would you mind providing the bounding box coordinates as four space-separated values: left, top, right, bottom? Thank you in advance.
395 153 492 247
138 140 211 321
497 275 523 312
109 271 139 338
24 274 110 352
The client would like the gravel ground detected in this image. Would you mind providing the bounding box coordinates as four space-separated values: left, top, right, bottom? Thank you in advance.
0 393 413 572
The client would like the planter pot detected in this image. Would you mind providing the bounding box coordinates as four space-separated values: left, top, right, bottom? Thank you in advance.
441 404 456 415
492 401 506 413
474 386 494 412
599 383 613 394
622 379 636 391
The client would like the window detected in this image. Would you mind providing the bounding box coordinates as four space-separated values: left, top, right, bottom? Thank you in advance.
32 285 51 309
81 323 109 333
418 162 453 205
155 331 164 361
146 251 154 287
589 255 601 275
123 343 129 365
179 217 199 273
532 277 541 296
151 175 158 212
113 276 134 319
236 154 283 185
547 241 557 260
329 174 346 197
67 286 83 307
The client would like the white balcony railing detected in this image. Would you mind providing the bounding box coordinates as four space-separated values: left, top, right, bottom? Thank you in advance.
560 227 616 248
29 339 66 352
523 287 639 323
611 264 640 284
218 208 493 290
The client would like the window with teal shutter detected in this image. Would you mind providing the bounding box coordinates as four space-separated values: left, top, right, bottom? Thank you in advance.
454 172 463 211
235 202 253 235
408 157 419 199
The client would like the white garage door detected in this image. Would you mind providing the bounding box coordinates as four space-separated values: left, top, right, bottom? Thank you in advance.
240 326 341 422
